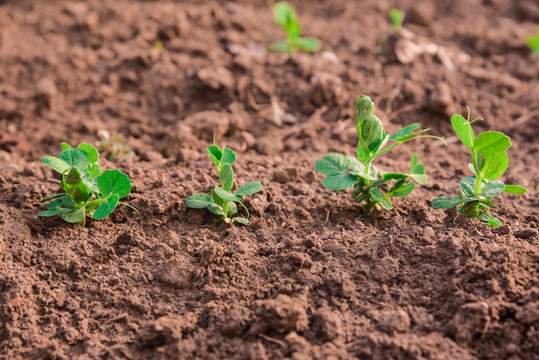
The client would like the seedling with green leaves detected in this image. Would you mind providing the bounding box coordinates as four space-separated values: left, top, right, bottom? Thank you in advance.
389 9 405 34
40 142 137 226
268 1 321 54
432 108 527 226
186 144 262 225
316 95 444 213
525 26 539 55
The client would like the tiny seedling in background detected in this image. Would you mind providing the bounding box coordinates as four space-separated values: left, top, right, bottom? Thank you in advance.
432 108 527 227
389 9 405 34
186 143 262 225
40 142 137 226
268 1 321 54
316 95 445 213
96 130 133 161
525 26 539 55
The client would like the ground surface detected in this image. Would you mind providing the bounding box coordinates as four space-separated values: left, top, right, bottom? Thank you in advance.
1 0 539 359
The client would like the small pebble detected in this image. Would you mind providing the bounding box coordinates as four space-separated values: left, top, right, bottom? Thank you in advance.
424 226 435 238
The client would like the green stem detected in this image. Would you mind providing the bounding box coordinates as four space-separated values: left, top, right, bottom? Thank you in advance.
471 150 482 196
223 200 229 220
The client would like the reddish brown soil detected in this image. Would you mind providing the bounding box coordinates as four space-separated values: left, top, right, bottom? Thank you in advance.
1 0 539 359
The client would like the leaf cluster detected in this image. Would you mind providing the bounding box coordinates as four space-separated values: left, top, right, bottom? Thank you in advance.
316 95 443 213
432 109 527 226
268 2 321 54
186 144 262 225
525 26 539 55
40 143 137 226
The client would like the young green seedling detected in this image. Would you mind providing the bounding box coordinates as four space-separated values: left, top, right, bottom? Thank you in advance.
268 1 321 54
39 142 137 226
186 144 262 225
389 9 405 34
432 108 527 227
316 95 445 213
525 26 539 55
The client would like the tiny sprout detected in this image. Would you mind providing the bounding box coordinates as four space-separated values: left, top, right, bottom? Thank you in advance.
432 107 527 227
316 95 445 214
389 9 405 34
525 26 539 55
186 143 262 225
268 2 321 54
40 142 137 226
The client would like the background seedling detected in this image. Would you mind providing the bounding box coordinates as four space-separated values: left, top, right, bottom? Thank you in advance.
316 95 444 213
432 108 527 226
186 143 262 225
525 26 539 55
268 1 321 54
40 142 137 226
96 130 133 161
389 9 404 34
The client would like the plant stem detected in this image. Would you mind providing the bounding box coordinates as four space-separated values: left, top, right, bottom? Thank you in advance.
223 200 229 220
471 150 482 196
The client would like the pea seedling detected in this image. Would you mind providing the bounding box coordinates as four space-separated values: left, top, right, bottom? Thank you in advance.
186 144 262 225
525 26 539 55
316 95 445 213
268 2 321 54
40 142 137 226
432 108 527 226
389 9 404 34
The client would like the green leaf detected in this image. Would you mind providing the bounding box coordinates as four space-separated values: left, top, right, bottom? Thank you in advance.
369 188 384 202
38 209 61 217
208 203 225 216
46 198 64 210
186 193 213 209
347 156 365 173
468 163 477 175
481 180 505 197
227 202 238 216
211 189 224 206
59 148 90 171
479 213 502 227
315 153 350 175
60 206 86 224
503 185 527 194
389 8 404 32
360 115 386 152
295 37 321 52
86 164 102 178
410 154 427 185
268 40 291 53
393 182 415 197
220 146 236 166
383 173 408 180
477 151 508 181
207 145 222 167
236 181 263 196
41 193 67 202
61 142 73 150
93 194 120 220
526 27 539 54
233 217 249 225
389 123 419 141
219 163 234 192
274 2 301 40
97 170 132 198
473 131 511 153
355 95 375 125
451 114 474 149
432 196 479 209
459 176 476 197
322 173 357 191
64 167 83 185
70 182 91 203
42 156 70 174
214 187 241 202
77 143 99 163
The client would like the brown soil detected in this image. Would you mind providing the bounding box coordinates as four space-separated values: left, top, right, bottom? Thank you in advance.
1 0 538 359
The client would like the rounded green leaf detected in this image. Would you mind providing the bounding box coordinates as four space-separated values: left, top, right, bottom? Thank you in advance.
451 114 474 149
322 173 357 191
360 115 385 152
459 176 476 197
227 201 238 216
97 170 132 198
42 156 70 174
236 181 263 196
60 206 86 224
233 217 249 225
219 163 234 192
355 95 375 125
38 209 61 217
473 131 511 153
65 167 83 185
393 182 415 197
432 197 467 209
186 194 213 209
477 151 509 181
220 146 236 166
315 154 350 176
481 180 505 197
93 194 120 220
296 37 321 52
77 143 99 163
59 148 90 170
208 203 225 216
207 145 222 167
214 187 241 201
